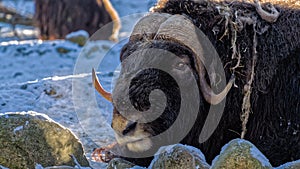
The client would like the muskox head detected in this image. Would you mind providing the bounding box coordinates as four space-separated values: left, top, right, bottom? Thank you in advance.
92 13 235 157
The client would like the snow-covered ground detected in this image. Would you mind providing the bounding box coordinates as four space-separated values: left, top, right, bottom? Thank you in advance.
0 0 156 168
0 0 38 41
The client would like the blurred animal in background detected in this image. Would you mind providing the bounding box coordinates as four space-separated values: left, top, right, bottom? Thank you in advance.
34 0 120 41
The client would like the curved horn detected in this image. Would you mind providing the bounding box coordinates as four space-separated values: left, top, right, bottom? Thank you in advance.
93 14 171 102
130 13 171 41
92 68 112 102
154 14 235 105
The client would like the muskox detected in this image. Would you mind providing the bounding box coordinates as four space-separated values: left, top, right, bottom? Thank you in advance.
92 0 300 167
34 0 120 41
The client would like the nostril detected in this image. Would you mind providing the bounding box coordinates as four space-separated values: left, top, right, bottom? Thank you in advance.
122 121 137 135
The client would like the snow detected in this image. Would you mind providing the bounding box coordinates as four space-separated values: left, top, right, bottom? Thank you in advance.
275 159 300 169
183 144 207 161
0 0 38 41
66 30 90 40
129 166 146 169
149 144 207 168
250 146 272 167
0 0 157 168
0 165 9 169
13 125 23 133
35 163 92 169
0 23 38 42
211 139 272 167
0 38 118 169
0 0 35 16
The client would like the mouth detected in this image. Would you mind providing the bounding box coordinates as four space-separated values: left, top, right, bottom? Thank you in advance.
126 137 152 152
116 134 153 152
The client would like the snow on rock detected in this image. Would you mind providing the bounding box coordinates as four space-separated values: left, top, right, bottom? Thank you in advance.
211 139 272 169
105 144 209 169
0 23 39 42
65 30 90 47
35 163 93 169
0 111 90 168
275 159 300 169
12 125 23 133
66 30 89 40
106 158 144 169
0 165 9 169
34 164 92 169
149 144 210 169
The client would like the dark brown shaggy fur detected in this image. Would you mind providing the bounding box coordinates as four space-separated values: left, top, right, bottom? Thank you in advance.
151 0 300 165
114 0 300 166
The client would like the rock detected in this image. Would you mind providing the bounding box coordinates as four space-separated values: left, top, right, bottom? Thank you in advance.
107 158 145 169
35 163 92 169
56 47 72 54
275 159 300 169
0 111 90 169
65 30 89 46
211 139 272 169
149 144 210 169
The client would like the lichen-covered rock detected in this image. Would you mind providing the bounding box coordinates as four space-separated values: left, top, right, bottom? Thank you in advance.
275 159 300 169
211 139 272 169
149 144 210 169
107 158 145 169
65 30 89 46
0 111 90 169
35 163 92 169
56 47 72 54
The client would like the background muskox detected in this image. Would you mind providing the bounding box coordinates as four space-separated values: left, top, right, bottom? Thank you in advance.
34 0 120 41
93 0 300 167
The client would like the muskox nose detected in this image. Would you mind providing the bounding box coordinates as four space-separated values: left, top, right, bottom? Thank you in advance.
122 121 137 136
